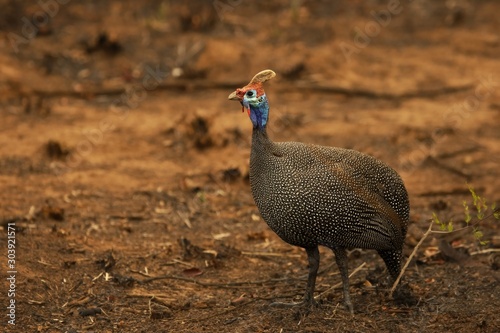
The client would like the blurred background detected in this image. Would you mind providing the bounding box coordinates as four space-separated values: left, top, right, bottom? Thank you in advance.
1 1 499 332
2 0 499 94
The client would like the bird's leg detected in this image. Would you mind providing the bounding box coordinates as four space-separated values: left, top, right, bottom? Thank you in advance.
270 246 319 310
303 246 320 306
332 247 354 314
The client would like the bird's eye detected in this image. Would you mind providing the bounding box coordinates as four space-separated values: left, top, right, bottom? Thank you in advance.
246 91 254 97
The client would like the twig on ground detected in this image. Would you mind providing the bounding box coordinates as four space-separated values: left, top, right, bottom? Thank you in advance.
315 262 367 301
241 251 302 258
293 82 474 100
25 81 474 101
189 298 259 323
425 157 471 179
470 248 500 255
136 256 336 288
138 273 298 288
176 211 192 229
126 291 177 302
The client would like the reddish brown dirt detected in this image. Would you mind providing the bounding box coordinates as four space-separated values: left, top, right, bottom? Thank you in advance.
1 1 500 332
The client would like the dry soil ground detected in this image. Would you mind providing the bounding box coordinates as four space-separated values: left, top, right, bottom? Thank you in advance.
1 1 500 332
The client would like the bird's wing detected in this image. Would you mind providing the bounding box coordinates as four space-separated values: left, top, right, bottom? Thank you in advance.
307 144 405 241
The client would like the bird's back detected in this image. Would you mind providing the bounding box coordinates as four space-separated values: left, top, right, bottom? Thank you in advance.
250 130 409 251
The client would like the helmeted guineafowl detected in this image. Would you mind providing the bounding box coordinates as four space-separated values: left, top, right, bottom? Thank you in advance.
228 69 410 314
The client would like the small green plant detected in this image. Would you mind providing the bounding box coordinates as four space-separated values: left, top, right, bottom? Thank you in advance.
432 183 500 245
391 183 499 297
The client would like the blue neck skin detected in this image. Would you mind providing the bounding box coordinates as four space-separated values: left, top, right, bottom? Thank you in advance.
244 94 269 130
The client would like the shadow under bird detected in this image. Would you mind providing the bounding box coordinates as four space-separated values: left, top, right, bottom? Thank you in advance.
228 70 410 314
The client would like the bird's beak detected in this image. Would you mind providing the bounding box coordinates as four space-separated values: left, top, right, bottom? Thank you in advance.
228 90 248 114
228 91 239 101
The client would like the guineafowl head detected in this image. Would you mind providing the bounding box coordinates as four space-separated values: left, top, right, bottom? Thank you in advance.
228 69 276 129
